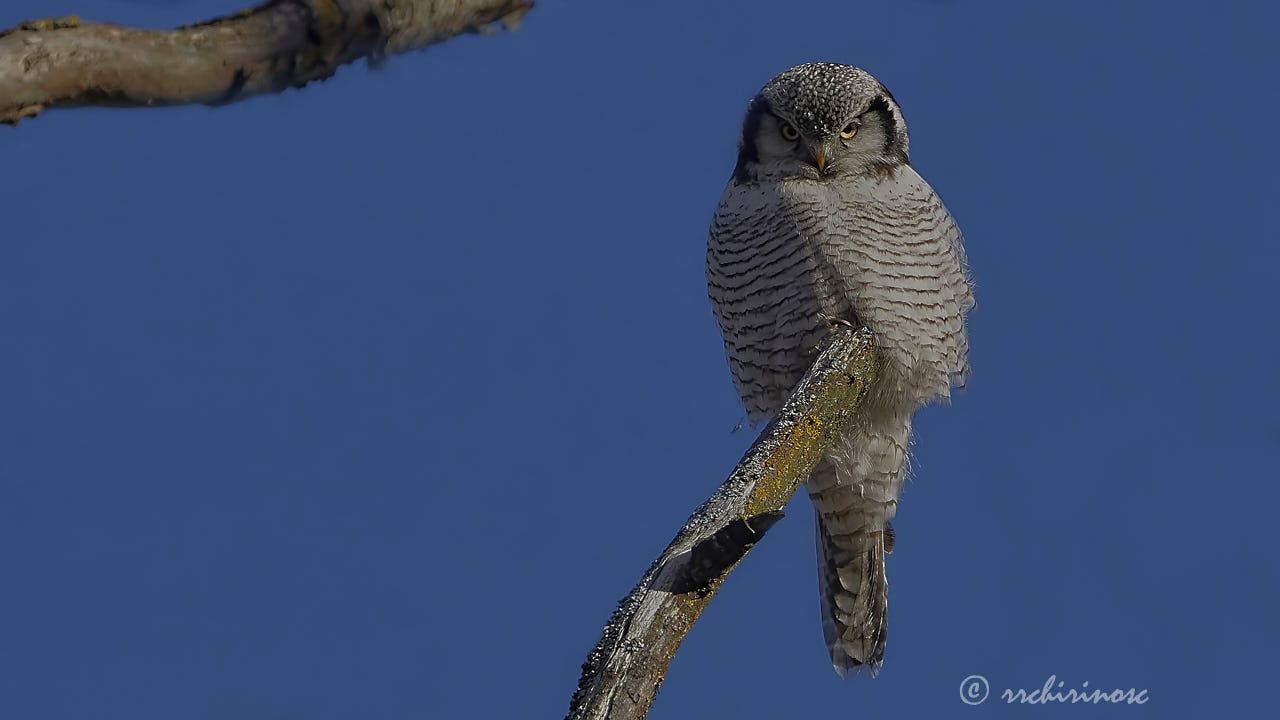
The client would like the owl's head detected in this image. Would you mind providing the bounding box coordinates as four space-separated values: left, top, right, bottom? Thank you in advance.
733 63 909 183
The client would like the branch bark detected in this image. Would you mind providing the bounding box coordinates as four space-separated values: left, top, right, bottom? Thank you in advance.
566 325 877 720
0 0 533 125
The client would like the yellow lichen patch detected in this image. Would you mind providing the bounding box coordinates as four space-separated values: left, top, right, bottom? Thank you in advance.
20 16 81 32
310 0 347 35
744 423 829 515
742 348 875 518
293 0 349 70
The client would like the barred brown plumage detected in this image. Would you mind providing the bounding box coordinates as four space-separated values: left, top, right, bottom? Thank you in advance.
707 63 974 676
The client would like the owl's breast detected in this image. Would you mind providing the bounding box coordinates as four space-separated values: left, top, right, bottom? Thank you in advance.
707 181 853 418
709 170 973 416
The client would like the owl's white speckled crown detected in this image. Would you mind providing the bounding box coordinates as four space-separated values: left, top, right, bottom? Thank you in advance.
760 63 890 138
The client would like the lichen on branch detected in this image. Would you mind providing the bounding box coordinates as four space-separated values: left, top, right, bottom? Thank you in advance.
566 326 877 720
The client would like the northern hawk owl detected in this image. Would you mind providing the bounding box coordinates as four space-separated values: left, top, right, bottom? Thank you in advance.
706 63 974 675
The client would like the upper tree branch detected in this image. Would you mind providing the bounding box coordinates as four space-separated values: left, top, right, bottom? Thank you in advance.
0 0 533 125
566 325 877 720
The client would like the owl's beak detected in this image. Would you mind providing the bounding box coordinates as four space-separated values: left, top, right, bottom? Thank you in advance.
806 139 836 173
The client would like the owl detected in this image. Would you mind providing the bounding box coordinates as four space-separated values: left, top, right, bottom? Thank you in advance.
707 63 974 675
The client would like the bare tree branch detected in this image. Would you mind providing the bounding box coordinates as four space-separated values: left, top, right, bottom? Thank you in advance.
566 326 877 720
0 0 533 125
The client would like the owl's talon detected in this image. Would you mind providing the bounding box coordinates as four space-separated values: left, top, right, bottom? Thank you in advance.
822 314 858 330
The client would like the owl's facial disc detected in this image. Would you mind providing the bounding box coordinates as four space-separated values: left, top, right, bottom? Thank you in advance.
732 66 910 183
743 105 885 181
733 64 911 183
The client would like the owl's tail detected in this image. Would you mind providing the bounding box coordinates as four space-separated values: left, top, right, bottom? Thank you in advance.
806 405 911 676
814 509 891 676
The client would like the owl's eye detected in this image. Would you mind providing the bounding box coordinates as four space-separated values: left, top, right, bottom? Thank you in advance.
840 123 858 139
779 122 800 141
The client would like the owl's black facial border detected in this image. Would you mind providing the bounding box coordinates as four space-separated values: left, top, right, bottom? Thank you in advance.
732 95 768 183
865 94 909 165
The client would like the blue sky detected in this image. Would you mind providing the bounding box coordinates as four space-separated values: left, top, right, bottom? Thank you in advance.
3 1 1277 717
